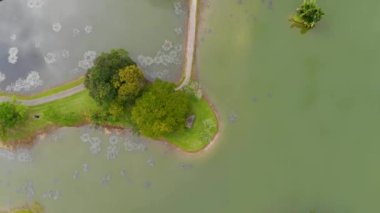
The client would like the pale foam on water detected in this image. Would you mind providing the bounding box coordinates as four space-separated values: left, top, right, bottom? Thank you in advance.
16 149 33 163
0 149 32 162
82 163 89 173
6 71 43 92
10 34 17 41
100 174 111 186
162 40 173 51
44 52 57 64
19 181 35 200
81 133 103 155
173 1 185 15
52 23 62 32
123 139 147 152
42 190 60 200
106 145 118 160
0 149 15 161
72 170 79 180
72 28 80 37
78 51 97 70
174 27 183 35
0 72 6 83
8 47 19 64
84 25 93 34
147 158 155 167
61 49 70 59
27 0 44 9
137 39 182 79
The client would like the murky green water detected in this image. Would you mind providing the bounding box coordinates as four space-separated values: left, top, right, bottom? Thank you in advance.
196 0 380 212
2 0 380 212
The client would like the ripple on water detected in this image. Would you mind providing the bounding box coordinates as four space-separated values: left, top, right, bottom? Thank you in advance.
52 23 62 32
78 51 97 70
27 0 44 9
100 174 111 186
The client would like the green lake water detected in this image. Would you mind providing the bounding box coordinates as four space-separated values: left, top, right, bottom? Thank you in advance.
2 0 380 212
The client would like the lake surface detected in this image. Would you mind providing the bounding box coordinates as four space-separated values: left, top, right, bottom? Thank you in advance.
0 0 186 92
1 0 380 212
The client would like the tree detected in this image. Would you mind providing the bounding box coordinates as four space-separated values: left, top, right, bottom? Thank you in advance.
112 65 146 105
290 0 324 32
131 80 191 137
0 101 26 134
84 49 135 106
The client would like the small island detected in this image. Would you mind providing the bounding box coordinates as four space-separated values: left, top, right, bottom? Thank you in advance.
0 49 218 153
290 0 325 33
0 202 43 213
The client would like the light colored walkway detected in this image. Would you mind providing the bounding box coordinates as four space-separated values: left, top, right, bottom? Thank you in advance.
176 0 198 90
0 84 85 106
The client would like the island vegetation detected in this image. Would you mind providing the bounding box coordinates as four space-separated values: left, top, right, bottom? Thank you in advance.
0 202 43 213
290 0 324 33
0 101 27 137
0 49 218 152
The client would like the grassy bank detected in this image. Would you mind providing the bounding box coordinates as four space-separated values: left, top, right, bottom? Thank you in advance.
0 76 84 100
0 90 97 144
0 89 218 152
165 95 218 152
0 202 43 213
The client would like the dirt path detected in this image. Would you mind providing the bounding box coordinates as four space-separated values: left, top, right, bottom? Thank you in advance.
0 84 85 106
176 0 198 90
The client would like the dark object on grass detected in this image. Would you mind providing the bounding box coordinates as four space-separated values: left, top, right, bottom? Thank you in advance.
186 115 196 129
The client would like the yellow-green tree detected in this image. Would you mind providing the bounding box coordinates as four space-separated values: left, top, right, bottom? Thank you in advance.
0 101 26 135
113 64 146 105
290 0 324 32
131 80 191 137
84 49 135 107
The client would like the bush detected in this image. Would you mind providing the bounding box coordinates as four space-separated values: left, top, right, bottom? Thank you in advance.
112 64 146 105
131 80 191 137
0 101 27 133
290 0 324 31
84 49 136 107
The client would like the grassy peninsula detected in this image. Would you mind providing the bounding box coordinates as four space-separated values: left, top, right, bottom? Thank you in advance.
0 202 43 213
0 49 218 152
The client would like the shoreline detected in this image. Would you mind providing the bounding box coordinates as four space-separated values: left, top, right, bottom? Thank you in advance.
0 76 84 99
0 0 221 154
185 0 222 155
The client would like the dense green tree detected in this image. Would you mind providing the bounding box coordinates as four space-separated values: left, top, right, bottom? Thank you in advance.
112 65 146 105
290 0 324 31
0 101 26 133
84 49 135 106
131 80 191 137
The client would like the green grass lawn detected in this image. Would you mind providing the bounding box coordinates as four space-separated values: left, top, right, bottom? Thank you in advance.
165 96 218 152
0 202 43 213
1 90 98 144
11 210 33 213
0 76 84 100
1 89 218 152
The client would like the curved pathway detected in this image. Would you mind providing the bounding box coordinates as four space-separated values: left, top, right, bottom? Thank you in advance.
0 84 85 106
176 0 198 90
0 0 198 106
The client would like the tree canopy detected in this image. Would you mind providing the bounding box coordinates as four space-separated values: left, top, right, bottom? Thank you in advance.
131 80 191 137
84 49 136 106
112 64 146 105
0 101 26 133
290 0 324 31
